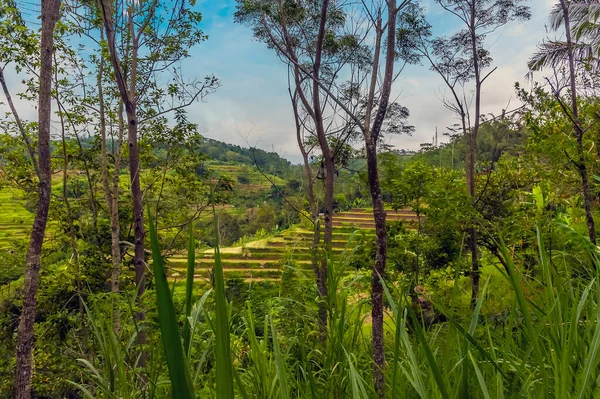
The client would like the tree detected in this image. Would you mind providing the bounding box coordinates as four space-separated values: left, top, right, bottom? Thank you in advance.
235 0 361 333
237 1 415 394
529 0 597 244
398 0 530 304
93 0 217 344
529 0 600 72
14 0 61 397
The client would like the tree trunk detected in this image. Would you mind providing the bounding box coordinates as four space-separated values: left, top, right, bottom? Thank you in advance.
465 131 480 306
581 167 596 243
365 140 387 397
99 42 124 330
468 3 482 305
14 0 60 396
125 99 147 347
99 0 147 351
309 0 332 333
292 92 327 332
365 2 396 396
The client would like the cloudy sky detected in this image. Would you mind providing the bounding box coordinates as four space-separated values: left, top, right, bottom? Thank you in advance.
4 0 558 163
184 0 557 162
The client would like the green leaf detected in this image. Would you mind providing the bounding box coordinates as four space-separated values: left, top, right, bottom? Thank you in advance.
183 222 196 355
212 203 235 398
270 315 289 399
148 208 195 399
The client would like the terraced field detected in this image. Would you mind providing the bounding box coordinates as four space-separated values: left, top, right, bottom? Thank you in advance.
0 177 69 252
209 163 286 189
166 208 418 283
0 188 35 251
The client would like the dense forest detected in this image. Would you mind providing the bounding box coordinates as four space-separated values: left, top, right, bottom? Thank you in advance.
2 0 600 397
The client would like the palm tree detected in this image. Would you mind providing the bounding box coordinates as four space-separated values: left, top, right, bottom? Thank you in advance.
529 0 600 70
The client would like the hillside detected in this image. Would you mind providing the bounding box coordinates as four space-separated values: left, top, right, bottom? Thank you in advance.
167 207 419 283
198 138 293 178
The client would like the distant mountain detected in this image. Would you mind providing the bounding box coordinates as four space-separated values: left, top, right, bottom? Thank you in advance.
199 138 292 178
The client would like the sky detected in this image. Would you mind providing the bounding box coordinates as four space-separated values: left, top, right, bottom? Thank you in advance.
183 0 558 163
4 0 558 164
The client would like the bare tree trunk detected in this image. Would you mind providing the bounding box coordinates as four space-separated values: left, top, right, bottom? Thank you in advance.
14 0 60 396
365 1 397 395
274 0 332 333
365 139 387 398
560 0 596 244
124 94 147 352
468 3 481 305
291 87 327 331
98 40 124 330
307 106 332 334
311 1 333 330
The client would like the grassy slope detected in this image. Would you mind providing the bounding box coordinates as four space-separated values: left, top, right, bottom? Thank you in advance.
0 188 33 249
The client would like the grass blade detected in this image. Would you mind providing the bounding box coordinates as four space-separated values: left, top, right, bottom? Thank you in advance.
184 222 196 355
406 304 450 399
212 203 235 398
469 351 491 399
148 208 195 399
270 315 289 399
498 240 549 391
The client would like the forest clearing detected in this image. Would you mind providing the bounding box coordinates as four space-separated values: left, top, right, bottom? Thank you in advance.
2 0 600 397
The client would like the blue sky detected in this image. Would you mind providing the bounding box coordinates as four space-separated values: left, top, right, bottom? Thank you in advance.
184 0 557 163
3 0 558 163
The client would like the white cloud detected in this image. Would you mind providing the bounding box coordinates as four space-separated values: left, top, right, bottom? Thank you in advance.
0 0 557 164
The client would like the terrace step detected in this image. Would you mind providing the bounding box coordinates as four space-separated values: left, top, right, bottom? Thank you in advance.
168 260 312 270
284 231 375 239
263 242 348 252
279 237 361 248
333 212 416 220
332 221 376 229
167 269 283 281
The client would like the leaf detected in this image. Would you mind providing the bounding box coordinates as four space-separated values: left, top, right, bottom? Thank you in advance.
148 208 195 399
211 203 235 399
183 222 196 355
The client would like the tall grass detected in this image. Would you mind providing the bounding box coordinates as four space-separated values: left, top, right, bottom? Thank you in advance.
74 218 600 398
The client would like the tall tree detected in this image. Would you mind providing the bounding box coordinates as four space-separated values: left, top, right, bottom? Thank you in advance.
398 0 530 303
14 0 61 397
235 0 359 332
94 0 217 343
529 0 597 244
237 2 413 394
96 0 148 334
288 83 323 311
